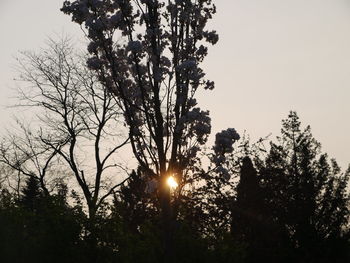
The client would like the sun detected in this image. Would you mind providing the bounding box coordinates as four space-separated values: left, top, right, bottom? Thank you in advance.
167 176 178 189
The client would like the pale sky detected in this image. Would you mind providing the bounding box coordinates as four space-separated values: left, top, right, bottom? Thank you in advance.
0 0 349 168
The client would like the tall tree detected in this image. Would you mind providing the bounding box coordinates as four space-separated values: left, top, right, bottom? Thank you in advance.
232 156 292 263
232 158 263 241
12 38 129 223
260 111 350 262
61 1 240 258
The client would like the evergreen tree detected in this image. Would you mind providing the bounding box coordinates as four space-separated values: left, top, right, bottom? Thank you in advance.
0 176 86 263
20 176 42 212
232 156 290 263
260 112 350 262
113 169 158 233
232 157 263 241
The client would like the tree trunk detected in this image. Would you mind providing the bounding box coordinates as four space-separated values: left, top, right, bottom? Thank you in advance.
160 175 173 263
87 204 99 263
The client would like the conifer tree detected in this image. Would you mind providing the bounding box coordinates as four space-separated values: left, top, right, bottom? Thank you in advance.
260 112 350 262
232 156 288 263
20 176 42 212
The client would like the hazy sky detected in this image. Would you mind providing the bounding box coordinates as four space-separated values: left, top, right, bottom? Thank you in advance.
0 0 349 168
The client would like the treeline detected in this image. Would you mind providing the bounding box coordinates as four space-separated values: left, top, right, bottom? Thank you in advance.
0 112 349 263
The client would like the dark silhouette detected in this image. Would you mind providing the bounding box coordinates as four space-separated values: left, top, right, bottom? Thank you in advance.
0 111 349 263
259 112 350 263
231 156 290 263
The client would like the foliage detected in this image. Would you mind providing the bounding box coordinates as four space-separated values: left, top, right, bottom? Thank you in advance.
259 111 350 262
0 179 85 263
0 112 349 262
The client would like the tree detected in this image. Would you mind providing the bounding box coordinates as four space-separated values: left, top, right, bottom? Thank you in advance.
11 37 130 225
20 176 42 212
231 156 291 263
231 157 264 261
61 0 240 258
99 168 162 262
0 174 85 263
260 112 350 262
113 168 158 234
0 121 62 197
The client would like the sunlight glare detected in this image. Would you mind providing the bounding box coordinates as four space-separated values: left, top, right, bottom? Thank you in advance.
167 176 178 189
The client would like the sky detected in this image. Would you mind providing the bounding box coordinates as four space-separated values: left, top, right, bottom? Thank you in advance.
0 0 349 168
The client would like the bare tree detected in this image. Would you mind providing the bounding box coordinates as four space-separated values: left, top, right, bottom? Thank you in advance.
8 37 130 220
0 120 62 197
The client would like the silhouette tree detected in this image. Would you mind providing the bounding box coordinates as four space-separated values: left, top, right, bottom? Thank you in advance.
114 168 158 233
260 111 350 262
61 1 241 259
231 157 264 260
20 176 42 212
0 122 60 197
0 173 85 263
98 169 161 262
231 156 293 263
12 38 130 224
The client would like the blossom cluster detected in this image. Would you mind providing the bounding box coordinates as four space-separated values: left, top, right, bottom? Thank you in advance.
61 0 220 179
212 128 240 180
213 128 240 155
